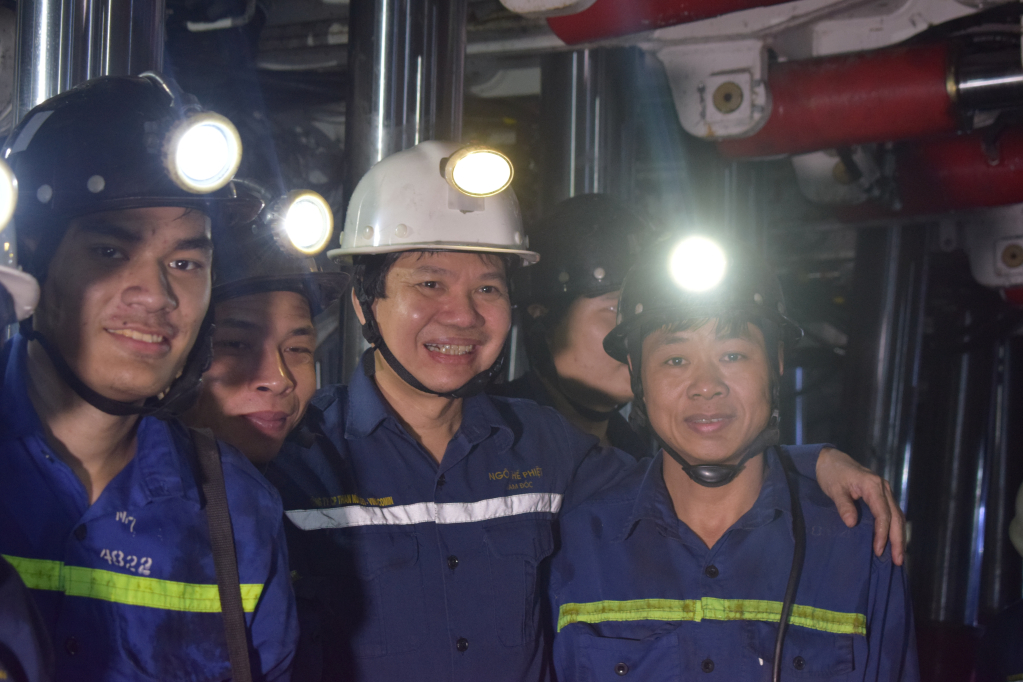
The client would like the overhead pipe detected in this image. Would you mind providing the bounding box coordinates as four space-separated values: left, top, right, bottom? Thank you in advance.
546 0 790 45
14 0 166 124
718 43 1023 159
894 127 1023 214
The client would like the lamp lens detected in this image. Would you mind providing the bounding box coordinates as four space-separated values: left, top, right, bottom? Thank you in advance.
284 194 332 254
450 150 513 197
174 120 239 190
670 236 727 292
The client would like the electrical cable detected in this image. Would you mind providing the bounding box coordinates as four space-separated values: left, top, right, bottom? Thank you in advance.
773 445 808 682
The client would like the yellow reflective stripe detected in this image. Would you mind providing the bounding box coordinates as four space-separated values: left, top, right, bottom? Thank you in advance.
1007 675 1023 682
3 555 263 613
3 555 62 591
557 597 866 636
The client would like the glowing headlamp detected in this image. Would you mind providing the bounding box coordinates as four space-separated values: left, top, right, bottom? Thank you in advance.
443 146 514 197
270 190 334 256
669 236 727 292
164 113 243 194
0 158 18 230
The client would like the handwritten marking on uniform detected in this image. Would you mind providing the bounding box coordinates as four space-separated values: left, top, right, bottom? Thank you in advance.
310 494 394 508
286 492 564 530
115 511 137 533
99 549 152 576
489 466 542 481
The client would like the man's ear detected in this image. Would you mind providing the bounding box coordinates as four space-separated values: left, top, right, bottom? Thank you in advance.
526 303 547 320
351 288 367 326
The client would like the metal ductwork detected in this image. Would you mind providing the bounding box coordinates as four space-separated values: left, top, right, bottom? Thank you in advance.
718 42 1023 159
14 0 166 123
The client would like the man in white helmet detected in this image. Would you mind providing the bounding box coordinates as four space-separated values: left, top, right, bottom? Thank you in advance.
265 141 906 682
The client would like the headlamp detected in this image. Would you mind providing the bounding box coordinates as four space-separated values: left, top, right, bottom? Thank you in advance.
270 190 334 256
669 236 727 292
443 146 514 197
0 158 18 231
164 113 243 194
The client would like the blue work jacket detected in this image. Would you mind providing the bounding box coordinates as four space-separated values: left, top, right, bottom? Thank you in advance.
266 358 638 682
267 357 829 682
975 599 1023 682
0 335 298 681
0 556 53 682
550 447 919 682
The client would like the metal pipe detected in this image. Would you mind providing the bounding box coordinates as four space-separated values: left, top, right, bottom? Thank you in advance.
339 0 467 384
14 0 165 124
539 47 638 209
954 49 1023 112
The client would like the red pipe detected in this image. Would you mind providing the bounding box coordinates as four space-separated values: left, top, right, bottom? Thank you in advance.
895 127 1023 213
718 43 958 159
547 0 791 45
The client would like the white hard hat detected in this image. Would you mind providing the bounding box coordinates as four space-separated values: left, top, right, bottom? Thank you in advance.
328 140 539 264
0 265 40 321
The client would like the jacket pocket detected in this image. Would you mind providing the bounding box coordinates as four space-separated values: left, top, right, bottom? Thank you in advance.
746 621 857 678
572 632 680 681
347 529 425 657
483 518 555 647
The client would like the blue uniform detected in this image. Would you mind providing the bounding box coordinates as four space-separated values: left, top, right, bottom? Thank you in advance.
0 556 53 682
549 447 919 682
267 356 829 682
0 335 298 681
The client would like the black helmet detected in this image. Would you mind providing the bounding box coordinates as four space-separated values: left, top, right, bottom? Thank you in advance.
518 194 655 304
604 235 802 487
4 73 261 279
213 189 349 316
6 74 260 419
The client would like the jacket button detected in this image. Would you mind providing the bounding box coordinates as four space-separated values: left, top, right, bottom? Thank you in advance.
437 474 446 487
64 636 80 656
704 564 718 578
447 555 459 569
614 662 629 675
456 637 469 652
74 525 87 541
793 656 806 671
701 658 714 673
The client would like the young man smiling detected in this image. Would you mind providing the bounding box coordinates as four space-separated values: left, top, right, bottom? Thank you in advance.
267 141 906 682
549 237 918 681
0 76 297 681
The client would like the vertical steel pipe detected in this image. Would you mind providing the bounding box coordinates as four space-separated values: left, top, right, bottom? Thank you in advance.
14 0 165 123
340 0 467 383
538 47 638 210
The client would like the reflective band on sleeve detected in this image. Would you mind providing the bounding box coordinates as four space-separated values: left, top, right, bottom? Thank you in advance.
285 492 564 530
557 597 867 636
3 555 264 613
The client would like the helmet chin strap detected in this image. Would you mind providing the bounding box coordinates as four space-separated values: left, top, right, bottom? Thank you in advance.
355 278 506 399
656 414 781 488
20 315 213 419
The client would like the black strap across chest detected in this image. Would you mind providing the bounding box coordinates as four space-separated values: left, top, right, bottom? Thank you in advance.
190 428 253 682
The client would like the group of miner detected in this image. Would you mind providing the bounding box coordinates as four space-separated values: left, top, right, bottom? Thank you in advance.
0 73 941 682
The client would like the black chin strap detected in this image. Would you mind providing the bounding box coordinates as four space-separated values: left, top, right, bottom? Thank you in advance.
657 416 781 487
355 278 506 399
20 316 212 419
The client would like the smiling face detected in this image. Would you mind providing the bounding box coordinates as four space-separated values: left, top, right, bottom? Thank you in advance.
366 251 512 395
547 290 633 407
641 319 775 465
34 206 213 403
189 290 317 464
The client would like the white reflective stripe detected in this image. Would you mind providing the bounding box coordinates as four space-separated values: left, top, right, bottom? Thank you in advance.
285 492 563 530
